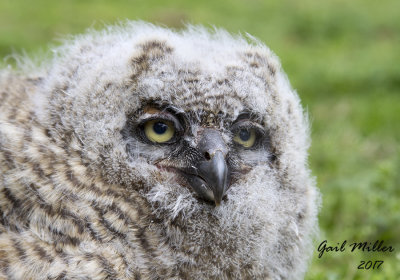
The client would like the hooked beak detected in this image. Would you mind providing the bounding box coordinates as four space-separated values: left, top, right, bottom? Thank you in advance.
180 129 230 206
197 150 228 205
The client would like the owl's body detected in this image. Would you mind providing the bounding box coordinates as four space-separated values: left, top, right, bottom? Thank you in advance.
0 22 319 279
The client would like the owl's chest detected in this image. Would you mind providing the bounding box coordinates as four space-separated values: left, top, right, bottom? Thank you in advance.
140 215 268 279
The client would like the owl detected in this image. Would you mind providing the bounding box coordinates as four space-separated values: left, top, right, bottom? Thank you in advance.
0 22 319 279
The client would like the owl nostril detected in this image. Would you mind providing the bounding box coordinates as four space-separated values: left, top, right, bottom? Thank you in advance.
204 152 211 161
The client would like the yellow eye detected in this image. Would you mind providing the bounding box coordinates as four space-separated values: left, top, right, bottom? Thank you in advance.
144 120 175 143
233 128 256 148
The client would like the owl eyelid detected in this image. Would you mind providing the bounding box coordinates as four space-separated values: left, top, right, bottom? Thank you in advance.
230 120 265 135
139 113 183 132
233 110 263 123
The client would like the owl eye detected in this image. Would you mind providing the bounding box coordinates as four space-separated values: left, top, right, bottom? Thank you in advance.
144 119 175 143
233 128 256 148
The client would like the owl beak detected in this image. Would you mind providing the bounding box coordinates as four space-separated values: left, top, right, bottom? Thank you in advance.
179 129 229 206
197 150 228 206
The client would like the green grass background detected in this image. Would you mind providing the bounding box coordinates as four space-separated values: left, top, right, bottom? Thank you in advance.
1 0 399 278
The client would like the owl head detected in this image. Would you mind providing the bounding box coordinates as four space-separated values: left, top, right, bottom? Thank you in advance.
32 22 319 278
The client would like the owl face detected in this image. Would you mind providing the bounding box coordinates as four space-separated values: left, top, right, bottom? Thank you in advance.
113 39 278 206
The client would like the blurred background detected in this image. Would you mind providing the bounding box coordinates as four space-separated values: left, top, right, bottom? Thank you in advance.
0 0 399 278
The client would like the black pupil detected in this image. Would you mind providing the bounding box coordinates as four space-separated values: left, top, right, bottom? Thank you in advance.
239 129 251 141
153 122 168 134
